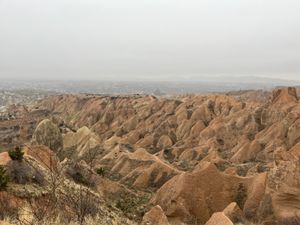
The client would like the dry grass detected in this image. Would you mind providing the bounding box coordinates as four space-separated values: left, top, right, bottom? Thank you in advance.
2 213 138 225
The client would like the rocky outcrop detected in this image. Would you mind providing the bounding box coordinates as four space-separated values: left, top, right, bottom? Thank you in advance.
268 149 300 224
0 106 49 149
192 202 244 225
142 205 170 225
287 118 300 148
157 135 173 149
289 143 300 157
151 163 266 224
63 126 102 160
230 139 262 163
272 87 298 105
205 212 234 225
100 147 179 189
31 119 63 152
222 202 244 223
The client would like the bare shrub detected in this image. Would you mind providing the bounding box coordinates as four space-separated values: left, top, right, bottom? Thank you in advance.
19 144 103 225
25 195 60 223
6 160 44 185
0 192 19 220
65 163 95 187
63 186 99 225
25 144 65 203
0 165 9 190
82 146 104 168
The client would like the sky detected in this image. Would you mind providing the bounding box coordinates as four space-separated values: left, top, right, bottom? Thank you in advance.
0 0 299 81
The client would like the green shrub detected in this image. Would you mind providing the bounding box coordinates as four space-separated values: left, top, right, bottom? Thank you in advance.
8 146 24 161
0 166 9 190
96 167 106 177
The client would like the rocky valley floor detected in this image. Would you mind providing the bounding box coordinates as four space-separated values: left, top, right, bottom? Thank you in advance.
0 87 300 225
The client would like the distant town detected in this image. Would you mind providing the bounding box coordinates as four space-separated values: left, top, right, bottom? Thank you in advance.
1 77 300 107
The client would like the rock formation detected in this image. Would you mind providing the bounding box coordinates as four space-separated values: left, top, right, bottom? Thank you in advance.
0 87 300 224
31 119 63 152
141 205 170 225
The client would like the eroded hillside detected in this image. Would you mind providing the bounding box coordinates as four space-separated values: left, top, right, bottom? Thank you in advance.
0 88 300 225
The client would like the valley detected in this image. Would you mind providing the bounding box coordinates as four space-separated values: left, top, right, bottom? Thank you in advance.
0 87 300 225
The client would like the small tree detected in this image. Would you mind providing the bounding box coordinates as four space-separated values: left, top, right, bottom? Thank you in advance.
0 166 9 190
9 146 24 161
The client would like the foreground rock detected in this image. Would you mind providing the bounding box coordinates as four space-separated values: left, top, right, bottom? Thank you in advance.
151 163 267 224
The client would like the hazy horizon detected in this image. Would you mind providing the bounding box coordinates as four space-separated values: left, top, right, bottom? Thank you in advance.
0 0 299 81
1 75 300 82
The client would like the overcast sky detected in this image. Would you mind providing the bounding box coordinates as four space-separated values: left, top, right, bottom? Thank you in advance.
0 0 299 81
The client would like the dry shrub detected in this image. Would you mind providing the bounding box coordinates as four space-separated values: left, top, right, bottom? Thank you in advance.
62 186 99 225
35 214 137 225
6 160 44 185
115 192 149 220
0 165 9 190
0 192 20 220
66 168 93 186
25 195 60 223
